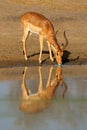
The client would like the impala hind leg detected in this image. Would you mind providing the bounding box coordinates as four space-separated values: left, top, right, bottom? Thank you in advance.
47 41 54 62
39 35 43 64
21 67 28 99
22 26 29 60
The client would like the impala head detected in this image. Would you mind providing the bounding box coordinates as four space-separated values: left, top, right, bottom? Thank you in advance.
55 50 63 66
52 31 68 66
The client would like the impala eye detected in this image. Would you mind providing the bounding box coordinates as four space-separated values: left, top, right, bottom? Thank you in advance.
57 52 59 56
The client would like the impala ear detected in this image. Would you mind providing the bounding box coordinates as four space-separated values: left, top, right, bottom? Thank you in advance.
57 52 59 56
60 43 65 51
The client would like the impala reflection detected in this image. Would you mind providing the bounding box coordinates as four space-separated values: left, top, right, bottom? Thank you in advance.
19 66 67 113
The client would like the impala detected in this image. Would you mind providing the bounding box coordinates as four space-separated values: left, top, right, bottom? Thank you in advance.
21 12 68 65
19 66 67 113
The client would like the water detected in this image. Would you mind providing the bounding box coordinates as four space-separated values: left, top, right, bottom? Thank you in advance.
0 65 87 130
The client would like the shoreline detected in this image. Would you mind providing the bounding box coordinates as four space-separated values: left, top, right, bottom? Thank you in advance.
0 58 87 69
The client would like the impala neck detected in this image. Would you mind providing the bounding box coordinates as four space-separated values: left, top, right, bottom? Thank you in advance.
48 34 61 52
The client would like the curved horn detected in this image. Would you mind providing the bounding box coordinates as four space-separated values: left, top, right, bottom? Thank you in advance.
60 31 68 51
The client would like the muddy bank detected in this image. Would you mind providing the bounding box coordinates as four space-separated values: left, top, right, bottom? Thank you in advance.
0 57 87 68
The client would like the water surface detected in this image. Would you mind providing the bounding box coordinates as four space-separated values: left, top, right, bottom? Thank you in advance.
0 65 87 130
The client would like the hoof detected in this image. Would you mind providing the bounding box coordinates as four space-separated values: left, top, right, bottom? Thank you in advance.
51 58 54 62
25 57 28 60
39 60 42 64
50 55 54 62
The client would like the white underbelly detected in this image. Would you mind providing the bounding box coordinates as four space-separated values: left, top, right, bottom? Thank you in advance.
28 23 42 34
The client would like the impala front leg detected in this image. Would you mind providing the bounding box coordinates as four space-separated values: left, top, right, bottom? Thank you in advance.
47 41 54 62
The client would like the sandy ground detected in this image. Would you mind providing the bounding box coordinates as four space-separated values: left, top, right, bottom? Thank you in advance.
0 0 87 68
